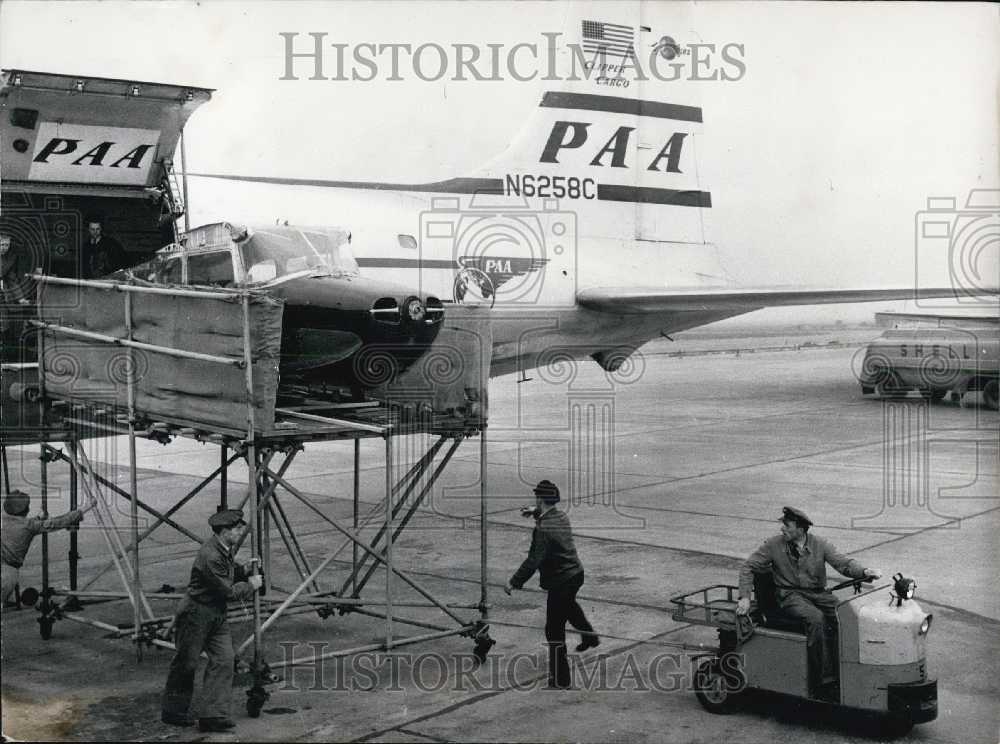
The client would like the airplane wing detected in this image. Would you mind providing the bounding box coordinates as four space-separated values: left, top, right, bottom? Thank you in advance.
576 287 998 314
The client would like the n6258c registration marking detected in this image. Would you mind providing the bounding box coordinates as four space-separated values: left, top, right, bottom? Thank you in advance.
505 174 596 200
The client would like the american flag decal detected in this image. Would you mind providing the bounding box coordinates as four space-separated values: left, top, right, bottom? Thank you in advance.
581 20 635 57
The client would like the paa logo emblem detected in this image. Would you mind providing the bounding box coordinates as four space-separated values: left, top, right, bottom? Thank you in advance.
452 256 549 307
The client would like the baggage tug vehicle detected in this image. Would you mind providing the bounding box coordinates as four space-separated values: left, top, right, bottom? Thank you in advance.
671 572 936 735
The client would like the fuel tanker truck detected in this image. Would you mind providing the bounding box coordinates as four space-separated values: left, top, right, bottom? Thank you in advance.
858 326 999 408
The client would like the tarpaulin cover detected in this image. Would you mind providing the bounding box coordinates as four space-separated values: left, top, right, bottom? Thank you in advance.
371 305 491 419
38 282 283 435
0 364 64 444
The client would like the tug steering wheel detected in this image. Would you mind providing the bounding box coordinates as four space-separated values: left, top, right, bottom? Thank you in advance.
830 576 875 592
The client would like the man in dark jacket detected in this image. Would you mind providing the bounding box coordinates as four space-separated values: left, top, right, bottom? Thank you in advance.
736 506 881 694
81 217 126 279
2 489 96 605
505 480 599 689
161 509 262 732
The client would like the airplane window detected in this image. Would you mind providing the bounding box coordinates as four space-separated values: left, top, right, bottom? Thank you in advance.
286 256 309 273
336 243 360 274
240 227 359 280
247 259 277 284
187 251 235 286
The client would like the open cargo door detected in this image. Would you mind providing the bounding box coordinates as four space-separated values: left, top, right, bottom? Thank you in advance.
1 69 214 446
1 69 213 365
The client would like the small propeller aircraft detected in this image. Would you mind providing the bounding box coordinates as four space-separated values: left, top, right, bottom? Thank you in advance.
109 222 445 385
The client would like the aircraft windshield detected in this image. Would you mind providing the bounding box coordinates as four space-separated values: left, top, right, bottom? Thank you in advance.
240 227 359 283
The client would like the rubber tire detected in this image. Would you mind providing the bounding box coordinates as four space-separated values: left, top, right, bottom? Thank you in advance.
246 698 263 719
473 636 495 665
922 389 947 402
874 373 907 399
693 659 741 714
879 714 915 739
983 380 999 410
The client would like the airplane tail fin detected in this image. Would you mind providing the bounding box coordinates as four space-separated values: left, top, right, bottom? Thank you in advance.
464 1 734 291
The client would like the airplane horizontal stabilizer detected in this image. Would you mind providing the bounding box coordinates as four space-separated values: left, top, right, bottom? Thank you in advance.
576 287 999 314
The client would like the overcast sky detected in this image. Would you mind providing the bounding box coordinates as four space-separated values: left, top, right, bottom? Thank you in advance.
2 1 997 324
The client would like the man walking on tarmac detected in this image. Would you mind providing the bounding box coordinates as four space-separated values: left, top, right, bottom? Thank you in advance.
505 480 600 689
161 509 262 732
736 506 881 696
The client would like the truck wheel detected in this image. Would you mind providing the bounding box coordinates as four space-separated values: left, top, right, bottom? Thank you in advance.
874 373 906 399
983 380 998 410
693 658 742 714
921 388 946 402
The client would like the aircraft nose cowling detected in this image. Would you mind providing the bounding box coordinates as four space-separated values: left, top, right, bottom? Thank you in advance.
371 294 444 331
275 276 446 387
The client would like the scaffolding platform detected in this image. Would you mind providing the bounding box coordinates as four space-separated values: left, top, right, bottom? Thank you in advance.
9 274 495 718
44 388 486 444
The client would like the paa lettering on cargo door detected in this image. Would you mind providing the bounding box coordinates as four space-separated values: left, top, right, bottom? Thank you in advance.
29 123 161 186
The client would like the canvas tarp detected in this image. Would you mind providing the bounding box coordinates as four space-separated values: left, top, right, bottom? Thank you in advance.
371 305 491 420
38 281 283 435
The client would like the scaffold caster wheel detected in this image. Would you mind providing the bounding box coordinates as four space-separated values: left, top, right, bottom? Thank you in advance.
473 635 496 664
246 685 268 718
18 586 39 608
38 616 54 640
62 595 82 612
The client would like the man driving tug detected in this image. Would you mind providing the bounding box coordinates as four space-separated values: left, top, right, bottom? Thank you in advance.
737 506 881 697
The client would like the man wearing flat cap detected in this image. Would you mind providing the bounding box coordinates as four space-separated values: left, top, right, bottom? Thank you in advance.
505 480 599 689
2 489 97 605
161 508 262 732
736 506 881 694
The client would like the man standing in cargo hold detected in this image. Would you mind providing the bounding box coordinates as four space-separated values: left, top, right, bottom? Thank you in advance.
81 216 126 279
161 509 262 732
504 480 600 689
736 506 881 695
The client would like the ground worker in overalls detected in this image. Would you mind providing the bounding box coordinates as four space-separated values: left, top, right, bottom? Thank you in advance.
160 509 261 732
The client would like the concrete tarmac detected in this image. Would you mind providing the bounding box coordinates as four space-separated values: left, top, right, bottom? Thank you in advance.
2 340 997 743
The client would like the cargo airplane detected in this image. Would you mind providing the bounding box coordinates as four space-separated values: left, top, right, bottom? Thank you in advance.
180 10 994 382
2 4 995 395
